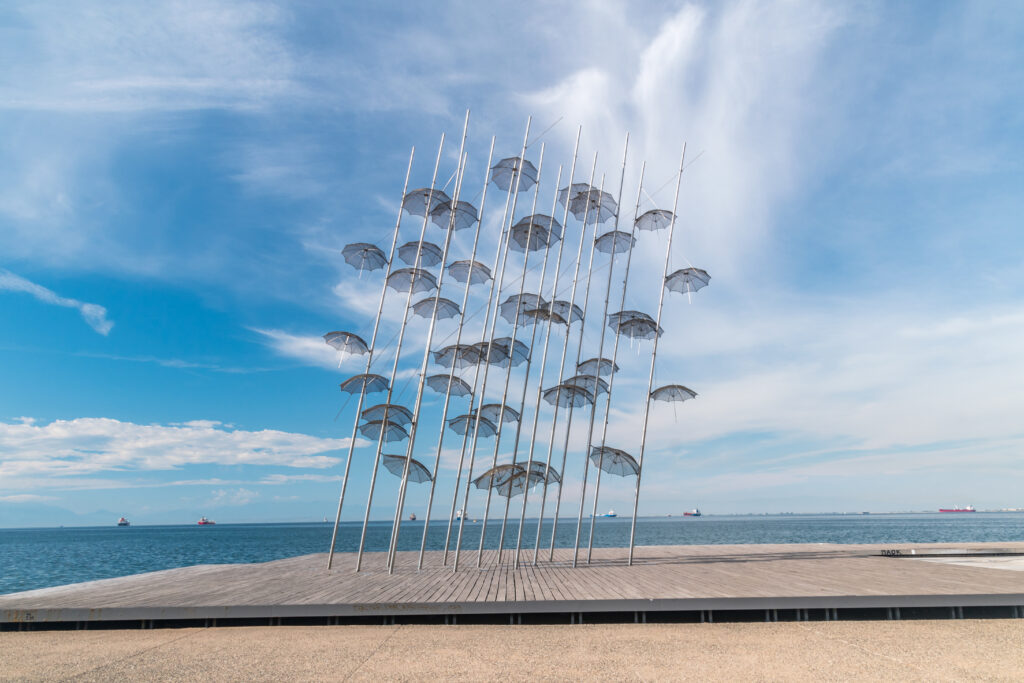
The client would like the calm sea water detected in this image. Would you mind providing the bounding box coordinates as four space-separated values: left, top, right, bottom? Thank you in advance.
3 513 1024 595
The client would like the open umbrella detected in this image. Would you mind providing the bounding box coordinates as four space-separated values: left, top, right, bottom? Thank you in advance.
558 183 617 224
521 308 568 326
550 300 583 325
492 337 529 367
359 419 409 443
339 373 389 395
430 199 479 232
651 385 697 403
577 357 619 377
341 243 387 273
528 461 561 485
490 157 538 192
411 296 461 321
478 403 520 424
665 268 711 295
323 331 370 366
542 383 594 408
589 446 639 477
594 230 635 254
448 414 497 438
426 374 473 398
635 209 674 232
398 240 444 268
564 374 609 397
433 343 481 370
382 454 432 483
607 310 655 328
615 317 664 340
402 188 451 218
448 259 492 285
514 214 563 243
509 222 558 252
360 403 413 425
500 293 548 325
386 267 437 294
470 340 509 367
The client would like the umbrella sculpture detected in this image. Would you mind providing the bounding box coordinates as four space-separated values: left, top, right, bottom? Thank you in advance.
447 259 492 285
472 464 545 498
615 317 664 341
341 243 388 273
509 219 559 252
594 230 636 254
499 293 549 325
433 343 481 370
470 340 509 367
521 308 568 326
386 267 437 294
398 240 444 268
430 199 479 232
382 454 432 483
607 310 656 328
478 403 521 424
339 373 389 395
448 413 497 438
564 374 609 397
577 357 619 377
490 157 538 193
492 337 530 367
514 214 563 242
558 183 618 224
358 419 409 443
410 296 461 321
589 446 640 477
361 403 414 425
664 267 711 295
651 385 698 403
402 188 451 218
634 208 674 232
542 383 594 408
550 299 584 325
426 374 473 398
323 331 370 366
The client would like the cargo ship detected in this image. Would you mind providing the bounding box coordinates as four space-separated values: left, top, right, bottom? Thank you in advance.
683 508 701 517
939 505 976 513
117 517 130 527
197 516 216 525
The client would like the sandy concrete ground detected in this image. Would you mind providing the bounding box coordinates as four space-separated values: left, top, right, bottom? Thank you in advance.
3 621 1024 682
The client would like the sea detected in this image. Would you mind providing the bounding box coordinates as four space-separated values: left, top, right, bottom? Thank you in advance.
3 513 1024 595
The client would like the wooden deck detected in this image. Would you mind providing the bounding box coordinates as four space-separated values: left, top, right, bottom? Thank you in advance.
4 543 1024 626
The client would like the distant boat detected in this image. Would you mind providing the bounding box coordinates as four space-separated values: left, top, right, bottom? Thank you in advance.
456 508 464 521
602 509 617 518
939 505 976 513
197 516 216 525
117 517 130 527
323 516 328 523
683 508 701 517
409 513 417 521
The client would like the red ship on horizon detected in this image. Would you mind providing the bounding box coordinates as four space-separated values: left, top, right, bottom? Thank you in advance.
939 505 976 513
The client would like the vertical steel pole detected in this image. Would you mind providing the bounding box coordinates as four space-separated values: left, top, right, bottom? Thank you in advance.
494 163 560 564
547 170 604 562
387 113 471 573
571 135 629 567
327 147 414 570
452 118 533 571
628 143 686 566
416 138 496 570
354 133 446 571
587 162 646 563
475 144 545 568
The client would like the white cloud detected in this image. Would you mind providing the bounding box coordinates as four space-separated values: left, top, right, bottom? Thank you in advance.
207 488 259 506
0 269 113 334
0 494 57 503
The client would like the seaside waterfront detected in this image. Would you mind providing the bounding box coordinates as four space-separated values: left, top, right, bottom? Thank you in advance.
4 513 1024 594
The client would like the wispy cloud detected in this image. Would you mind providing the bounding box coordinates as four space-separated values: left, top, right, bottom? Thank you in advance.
0 269 113 334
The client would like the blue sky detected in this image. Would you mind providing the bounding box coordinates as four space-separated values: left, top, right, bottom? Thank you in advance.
1 0 1023 527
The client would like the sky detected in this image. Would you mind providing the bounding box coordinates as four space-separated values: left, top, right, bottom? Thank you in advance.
1 0 1023 527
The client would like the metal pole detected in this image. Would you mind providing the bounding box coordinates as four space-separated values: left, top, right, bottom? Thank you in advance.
547 168 604 562
571 135 630 567
354 133 446 571
511 131 580 568
387 112 471 573
452 118 533 572
494 163 560 564
587 161 645 563
628 143 686 566
327 147 414 570
532 152 597 564
475 143 545 568
417 138 495 571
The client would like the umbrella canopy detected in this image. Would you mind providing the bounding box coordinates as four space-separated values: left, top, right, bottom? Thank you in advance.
564 374 609 397
402 188 451 218
448 414 497 438
615 317 664 340
411 296 461 321
491 337 529 366
361 403 414 425
470 340 509 367
472 464 542 498
607 310 655 328
521 308 568 326
323 331 369 357
542 383 594 408
500 293 549 325
558 183 617 224
478 403 520 424
382 454 432 483
359 419 409 443
426 374 473 398
339 373 389 395
509 222 557 252
651 384 698 403
430 199 479 232
594 230 636 255
433 343 481 370
577 357 619 377
341 243 388 273
550 300 583 325
589 446 639 477
513 214 563 243
665 267 711 295
448 259 492 285
386 267 437 294
490 157 538 192
398 240 444 268
528 461 561 485
635 208 674 232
